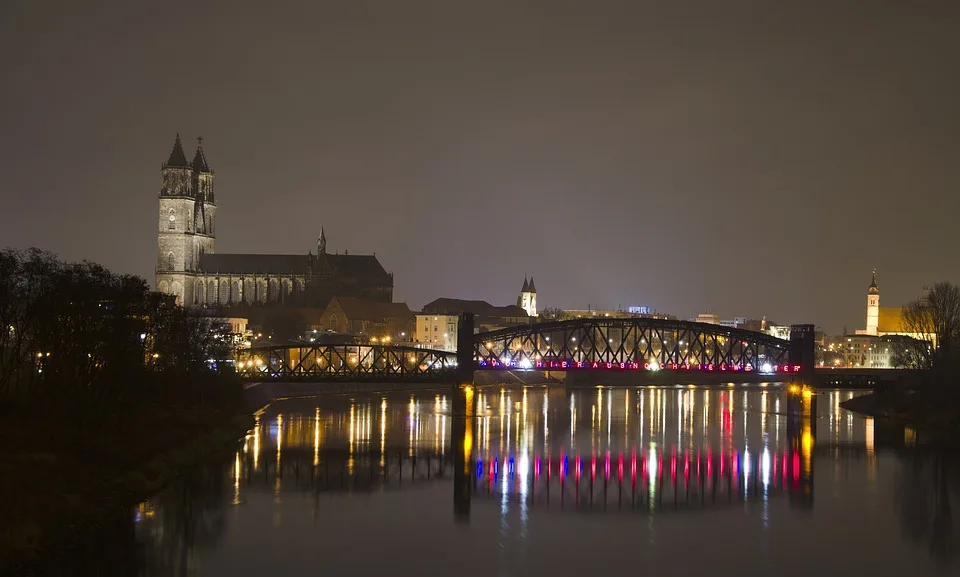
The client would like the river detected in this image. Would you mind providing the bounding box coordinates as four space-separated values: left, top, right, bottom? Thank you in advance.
63 384 960 576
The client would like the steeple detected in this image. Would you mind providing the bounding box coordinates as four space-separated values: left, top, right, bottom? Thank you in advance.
521 277 529 292
164 134 189 168
192 136 211 173
528 276 537 293
318 227 327 255
868 269 879 295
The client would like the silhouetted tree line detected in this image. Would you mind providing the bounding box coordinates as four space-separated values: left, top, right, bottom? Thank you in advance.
893 282 960 400
0 248 235 415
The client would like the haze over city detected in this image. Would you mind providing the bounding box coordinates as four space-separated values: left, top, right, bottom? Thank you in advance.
2 0 959 333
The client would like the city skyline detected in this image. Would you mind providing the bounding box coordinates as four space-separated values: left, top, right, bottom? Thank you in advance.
2 1 959 333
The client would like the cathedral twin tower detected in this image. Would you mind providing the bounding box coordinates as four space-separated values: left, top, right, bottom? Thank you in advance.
155 134 216 304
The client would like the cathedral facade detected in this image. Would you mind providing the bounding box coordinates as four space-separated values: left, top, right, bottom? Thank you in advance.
155 135 394 308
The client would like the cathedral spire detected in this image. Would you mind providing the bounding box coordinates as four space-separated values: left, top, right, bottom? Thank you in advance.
164 133 189 168
318 226 327 255
869 269 879 295
528 276 536 293
192 136 211 173
521 277 529 293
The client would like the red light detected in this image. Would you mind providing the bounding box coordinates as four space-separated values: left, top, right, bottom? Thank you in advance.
793 452 800 482
618 453 624 482
576 455 582 481
591 455 596 481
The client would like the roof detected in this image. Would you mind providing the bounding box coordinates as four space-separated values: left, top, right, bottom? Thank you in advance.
868 270 879 295
197 252 390 278
878 307 905 333
528 276 536 293
199 253 312 274
329 297 412 321
164 134 189 168
422 298 528 319
192 139 211 172
324 253 390 279
521 278 529 292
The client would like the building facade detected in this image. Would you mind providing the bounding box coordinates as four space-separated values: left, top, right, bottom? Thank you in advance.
855 271 933 344
415 313 459 351
155 135 394 307
315 297 413 340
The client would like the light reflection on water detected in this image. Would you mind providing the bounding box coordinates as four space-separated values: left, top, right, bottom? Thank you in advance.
122 385 959 577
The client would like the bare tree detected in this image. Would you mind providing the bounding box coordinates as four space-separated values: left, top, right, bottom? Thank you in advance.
901 282 960 375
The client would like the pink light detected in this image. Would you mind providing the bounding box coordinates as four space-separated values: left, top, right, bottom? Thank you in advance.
618 453 624 482
631 450 637 486
535 458 540 478
605 452 611 480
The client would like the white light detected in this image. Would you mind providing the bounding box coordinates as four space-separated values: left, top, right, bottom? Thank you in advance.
519 358 532 370
761 362 773 374
648 361 660 371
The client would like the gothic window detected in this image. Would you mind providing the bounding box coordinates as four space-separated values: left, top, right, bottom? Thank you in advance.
167 252 175 270
330 314 339 332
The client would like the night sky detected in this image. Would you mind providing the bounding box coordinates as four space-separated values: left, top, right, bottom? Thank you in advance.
2 1 958 333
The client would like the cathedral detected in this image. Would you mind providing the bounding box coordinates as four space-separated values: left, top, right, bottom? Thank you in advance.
155 135 394 308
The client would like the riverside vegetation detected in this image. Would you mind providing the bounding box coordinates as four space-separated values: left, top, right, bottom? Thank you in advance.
843 281 960 440
0 248 252 571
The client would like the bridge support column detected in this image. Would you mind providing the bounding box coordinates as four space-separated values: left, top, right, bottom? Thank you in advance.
453 313 476 521
789 324 816 384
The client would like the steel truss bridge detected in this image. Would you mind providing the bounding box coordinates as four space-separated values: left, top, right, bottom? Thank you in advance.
236 317 803 382
236 343 457 382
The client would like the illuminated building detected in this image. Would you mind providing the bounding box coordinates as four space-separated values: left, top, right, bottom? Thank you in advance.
415 313 459 351
517 277 537 317
155 135 394 308
854 270 934 344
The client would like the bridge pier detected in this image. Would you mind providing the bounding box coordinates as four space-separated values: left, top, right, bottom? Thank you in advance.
453 313 476 521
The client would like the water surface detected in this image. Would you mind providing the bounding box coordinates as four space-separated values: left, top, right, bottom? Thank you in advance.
127 385 959 576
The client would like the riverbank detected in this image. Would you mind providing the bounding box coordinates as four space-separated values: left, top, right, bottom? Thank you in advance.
841 389 960 442
0 399 255 574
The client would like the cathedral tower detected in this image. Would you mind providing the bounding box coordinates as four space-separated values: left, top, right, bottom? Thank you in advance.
155 135 216 305
191 137 216 261
866 269 879 336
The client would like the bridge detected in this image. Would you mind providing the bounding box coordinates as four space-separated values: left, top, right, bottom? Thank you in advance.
236 315 814 382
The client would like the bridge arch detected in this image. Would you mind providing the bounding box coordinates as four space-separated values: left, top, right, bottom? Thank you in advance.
473 317 792 374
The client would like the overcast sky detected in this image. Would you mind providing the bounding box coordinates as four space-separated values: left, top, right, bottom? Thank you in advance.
1 0 958 332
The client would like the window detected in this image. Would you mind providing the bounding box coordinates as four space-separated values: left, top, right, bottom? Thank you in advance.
168 209 176 230
434 326 438 332
167 252 175 270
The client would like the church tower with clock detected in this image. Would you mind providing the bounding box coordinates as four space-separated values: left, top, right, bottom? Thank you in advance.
155 134 216 305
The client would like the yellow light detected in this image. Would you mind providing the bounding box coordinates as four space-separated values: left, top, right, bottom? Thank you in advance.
789 385 800 394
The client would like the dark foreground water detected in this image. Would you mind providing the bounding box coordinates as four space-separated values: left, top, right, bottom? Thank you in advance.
64 385 960 576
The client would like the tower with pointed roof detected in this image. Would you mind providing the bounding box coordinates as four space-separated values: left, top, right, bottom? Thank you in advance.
866 269 879 336
156 135 216 305
518 276 537 317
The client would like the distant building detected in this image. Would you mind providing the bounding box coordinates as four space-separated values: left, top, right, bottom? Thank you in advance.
517 277 538 317
557 308 674 320
695 313 721 325
854 271 935 344
315 297 413 340
415 314 459 351
421 298 529 332
155 135 394 308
